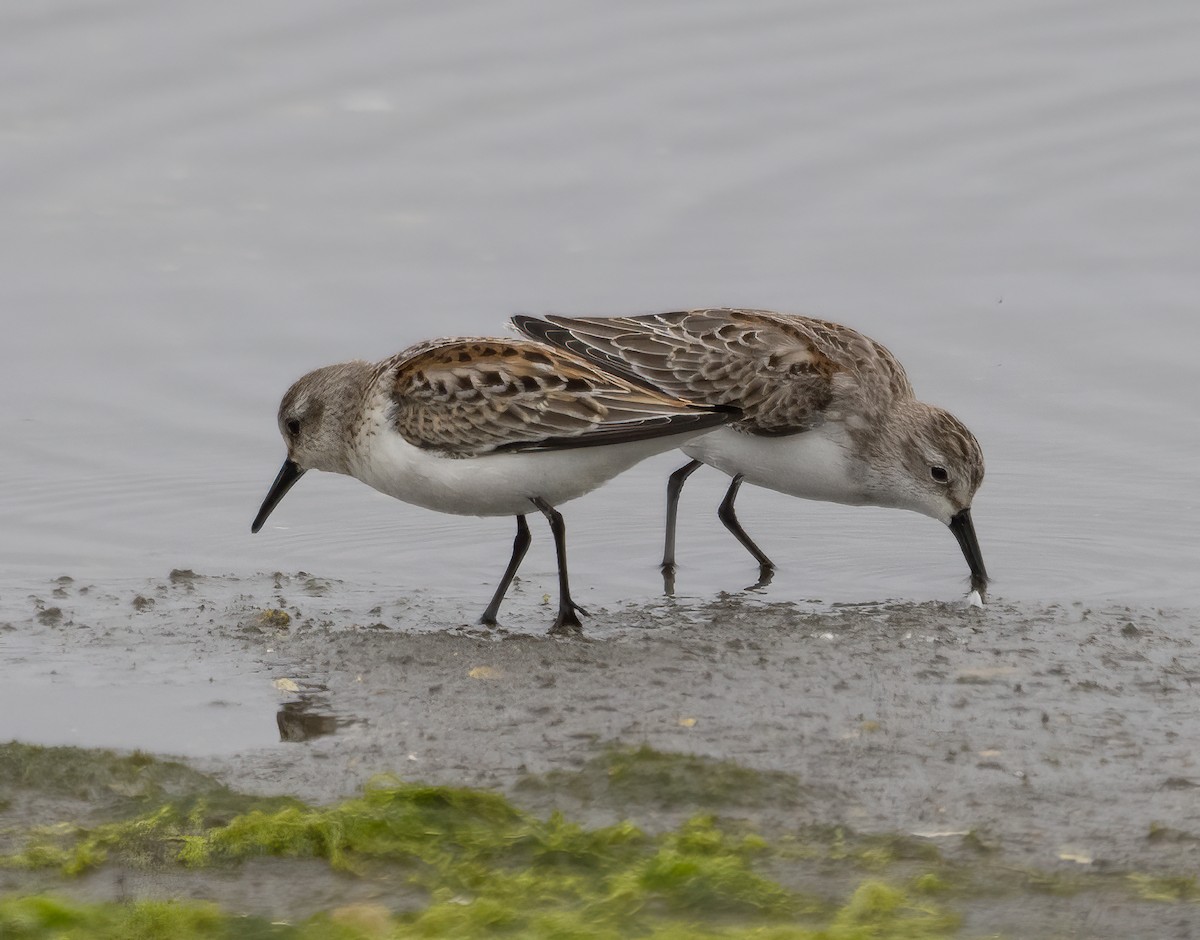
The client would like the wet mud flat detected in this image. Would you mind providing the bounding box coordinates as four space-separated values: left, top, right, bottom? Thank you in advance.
2 571 1200 937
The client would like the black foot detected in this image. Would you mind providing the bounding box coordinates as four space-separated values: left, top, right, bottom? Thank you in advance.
660 561 678 596
548 610 583 635
548 600 589 635
744 563 775 592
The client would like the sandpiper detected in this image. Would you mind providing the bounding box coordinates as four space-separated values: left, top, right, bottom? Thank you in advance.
251 336 733 632
512 309 988 602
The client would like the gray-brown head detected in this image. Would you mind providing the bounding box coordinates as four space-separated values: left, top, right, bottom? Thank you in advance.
868 401 987 596
251 361 372 533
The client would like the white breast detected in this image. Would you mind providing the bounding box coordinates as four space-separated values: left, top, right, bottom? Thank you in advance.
682 426 868 506
350 425 708 517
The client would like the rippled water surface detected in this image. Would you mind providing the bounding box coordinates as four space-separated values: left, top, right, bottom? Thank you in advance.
3 1 1198 617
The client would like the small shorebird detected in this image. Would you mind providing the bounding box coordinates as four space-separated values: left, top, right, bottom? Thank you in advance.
513 309 988 601
251 336 732 632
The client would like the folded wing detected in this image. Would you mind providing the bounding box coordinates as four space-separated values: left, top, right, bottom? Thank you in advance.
387 337 731 456
513 309 913 435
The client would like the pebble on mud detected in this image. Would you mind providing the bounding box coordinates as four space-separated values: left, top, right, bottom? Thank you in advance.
1058 847 1094 865
258 609 291 629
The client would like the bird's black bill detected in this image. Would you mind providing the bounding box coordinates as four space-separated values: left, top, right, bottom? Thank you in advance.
251 459 306 533
948 507 988 598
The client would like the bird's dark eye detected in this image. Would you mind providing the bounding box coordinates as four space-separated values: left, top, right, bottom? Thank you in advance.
930 465 949 484
286 419 301 436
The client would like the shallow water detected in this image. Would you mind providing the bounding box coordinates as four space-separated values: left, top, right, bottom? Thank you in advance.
3 0 1198 616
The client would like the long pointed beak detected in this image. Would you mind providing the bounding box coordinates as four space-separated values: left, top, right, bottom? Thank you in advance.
948 507 988 598
252 459 306 533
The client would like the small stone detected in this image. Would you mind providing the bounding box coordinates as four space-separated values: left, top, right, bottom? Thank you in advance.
258 609 291 629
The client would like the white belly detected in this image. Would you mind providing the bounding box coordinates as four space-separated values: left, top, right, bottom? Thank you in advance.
682 426 868 506
350 428 705 517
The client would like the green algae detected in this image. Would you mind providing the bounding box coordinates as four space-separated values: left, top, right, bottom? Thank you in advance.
516 742 807 811
0 895 379 940
0 742 302 874
1 745 964 939
4 742 1200 938
1127 873 1200 903
822 827 943 872
0 896 241 940
0 742 293 820
0 884 960 940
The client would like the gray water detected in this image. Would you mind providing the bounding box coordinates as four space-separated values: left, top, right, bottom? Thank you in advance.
2 0 1200 754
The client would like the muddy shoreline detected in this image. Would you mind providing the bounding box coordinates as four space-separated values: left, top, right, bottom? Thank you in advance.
4 571 1200 936
6 571 1199 867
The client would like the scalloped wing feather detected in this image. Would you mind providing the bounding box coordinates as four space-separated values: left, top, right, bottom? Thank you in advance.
513 309 913 434
384 338 728 456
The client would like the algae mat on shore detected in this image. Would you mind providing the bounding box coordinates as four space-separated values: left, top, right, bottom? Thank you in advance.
0 742 960 938
1 742 1197 938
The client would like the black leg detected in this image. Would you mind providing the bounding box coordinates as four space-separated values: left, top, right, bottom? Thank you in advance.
661 459 703 595
479 515 532 625
717 474 775 585
531 497 588 634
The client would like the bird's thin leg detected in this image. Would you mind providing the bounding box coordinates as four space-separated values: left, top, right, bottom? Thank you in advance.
479 514 532 625
661 459 703 578
717 474 775 586
531 497 588 634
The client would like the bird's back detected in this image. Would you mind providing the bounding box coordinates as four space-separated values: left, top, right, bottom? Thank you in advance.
512 309 914 436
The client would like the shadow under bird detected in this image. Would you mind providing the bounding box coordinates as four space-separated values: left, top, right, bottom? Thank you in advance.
512 309 988 601
251 336 733 632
